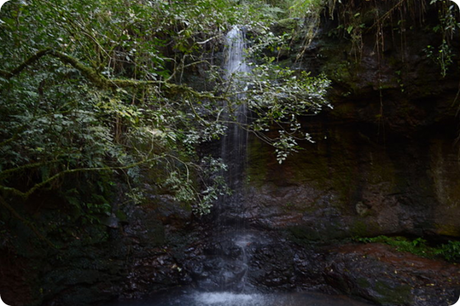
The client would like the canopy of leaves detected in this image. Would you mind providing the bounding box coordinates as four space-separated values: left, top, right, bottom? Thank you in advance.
0 0 331 244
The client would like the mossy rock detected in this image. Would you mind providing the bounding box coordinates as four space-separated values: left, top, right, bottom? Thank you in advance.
374 281 413 305
350 219 381 237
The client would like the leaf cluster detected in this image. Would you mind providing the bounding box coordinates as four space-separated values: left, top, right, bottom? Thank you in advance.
355 235 460 263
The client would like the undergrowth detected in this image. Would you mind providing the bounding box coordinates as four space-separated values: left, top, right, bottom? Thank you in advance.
355 235 460 263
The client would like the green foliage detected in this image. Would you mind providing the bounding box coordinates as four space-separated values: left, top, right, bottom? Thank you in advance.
426 0 459 77
0 0 331 245
434 240 460 262
243 63 331 163
162 156 231 215
289 0 326 18
356 235 460 263
357 235 431 258
430 0 460 38
424 41 454 77
291 0 459 72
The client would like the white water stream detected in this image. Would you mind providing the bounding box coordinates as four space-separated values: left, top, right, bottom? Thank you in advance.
220 25 250 190
224 25 250 81
215 25 252 292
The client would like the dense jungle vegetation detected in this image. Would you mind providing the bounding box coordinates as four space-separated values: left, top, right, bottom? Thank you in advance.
0 0 458 248
0 0 332 247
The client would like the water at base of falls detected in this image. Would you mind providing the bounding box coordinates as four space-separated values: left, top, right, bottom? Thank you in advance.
191 231 256 293
103 289 375 306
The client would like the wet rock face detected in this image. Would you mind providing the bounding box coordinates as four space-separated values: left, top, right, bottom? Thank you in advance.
244 1 460 240
103 196 199 300
183 231 460 306
249 241 297 291
322 243 460 306
246 124 460 240
185 231 258 292
241 111 460 304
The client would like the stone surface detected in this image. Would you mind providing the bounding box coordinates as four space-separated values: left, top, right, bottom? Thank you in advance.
322 243 460 306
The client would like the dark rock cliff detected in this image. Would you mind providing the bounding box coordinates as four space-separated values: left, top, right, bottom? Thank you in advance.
246 0 460 246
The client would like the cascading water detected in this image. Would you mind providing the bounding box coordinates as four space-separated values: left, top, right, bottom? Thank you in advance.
224 26 250 82
200 25 254 294
220 25 251 196
217 25 252 291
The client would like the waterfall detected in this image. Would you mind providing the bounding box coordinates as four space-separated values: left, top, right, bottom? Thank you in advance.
218 24 252 291
220 25 251 218
194 25 254 294
224 25 250 82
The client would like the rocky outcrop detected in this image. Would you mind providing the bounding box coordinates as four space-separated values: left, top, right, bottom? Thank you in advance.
186 229 460 305
188 2 460 304
322 243 460 306
245 122 460 240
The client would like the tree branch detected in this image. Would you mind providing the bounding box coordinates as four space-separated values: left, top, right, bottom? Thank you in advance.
0 158 154 200
1 48 225 101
